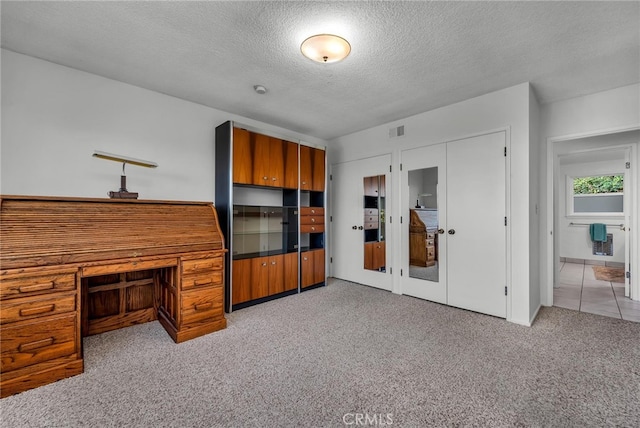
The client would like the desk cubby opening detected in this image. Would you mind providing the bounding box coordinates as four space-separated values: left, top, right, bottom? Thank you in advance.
81 267 177 337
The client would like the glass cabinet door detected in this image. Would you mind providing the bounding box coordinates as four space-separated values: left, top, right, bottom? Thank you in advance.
233 205 287 258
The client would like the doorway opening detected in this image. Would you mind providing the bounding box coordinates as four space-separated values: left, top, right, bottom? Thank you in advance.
549 129 639 321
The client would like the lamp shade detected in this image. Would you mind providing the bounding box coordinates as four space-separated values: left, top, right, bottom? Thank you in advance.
301 34 351 63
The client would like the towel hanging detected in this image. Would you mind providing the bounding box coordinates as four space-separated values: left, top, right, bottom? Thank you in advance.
589 223 607 242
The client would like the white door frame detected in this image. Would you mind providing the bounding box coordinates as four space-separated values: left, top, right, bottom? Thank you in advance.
545 125 640 305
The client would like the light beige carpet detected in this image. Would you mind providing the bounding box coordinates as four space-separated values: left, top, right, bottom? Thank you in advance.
1 278 639 427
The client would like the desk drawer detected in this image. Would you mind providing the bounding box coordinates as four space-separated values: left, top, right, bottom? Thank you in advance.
1 313 77 372
82 258 178 277
182 271 223 290
182 256 223 276
0 293 76 325
181 287 223 326
0 271 76 300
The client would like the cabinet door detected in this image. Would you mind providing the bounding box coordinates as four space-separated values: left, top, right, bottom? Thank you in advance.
267 138 285 188
373 241 385 270
283 252 298 292
299 145 312 191
251 257 270 300
268 255 284 295
364 242 374 270
283 141 299 189
233 128 253 185
311 148 325 192
252 133 271 186
364 176 378 197
300 251 315 288
300 146 325 191
313 249 325 284
232 258 252 304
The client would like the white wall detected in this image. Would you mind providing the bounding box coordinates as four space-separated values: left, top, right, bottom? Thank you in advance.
558 160 626 263
0 50 326 201
329 83 536 326
539 83 640 304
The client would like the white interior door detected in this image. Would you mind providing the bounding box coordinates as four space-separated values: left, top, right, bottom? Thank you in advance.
446 132 507 318
331 155 392 291
400 143 447 304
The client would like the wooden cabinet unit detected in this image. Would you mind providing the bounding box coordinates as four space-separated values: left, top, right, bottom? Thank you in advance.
216 121 326 312
0 196 227 397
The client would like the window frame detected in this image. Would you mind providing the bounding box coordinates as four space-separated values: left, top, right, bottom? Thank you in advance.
566 173 624 217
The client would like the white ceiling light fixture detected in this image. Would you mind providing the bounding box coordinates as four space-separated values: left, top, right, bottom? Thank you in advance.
300 34 351 63
254 85 267 94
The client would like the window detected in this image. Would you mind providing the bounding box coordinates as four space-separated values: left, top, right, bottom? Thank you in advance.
568 175 624 215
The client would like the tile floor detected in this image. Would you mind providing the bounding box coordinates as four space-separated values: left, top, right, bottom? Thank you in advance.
554 261 640 322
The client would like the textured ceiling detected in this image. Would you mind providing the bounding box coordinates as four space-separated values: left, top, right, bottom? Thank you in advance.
1 1 638 140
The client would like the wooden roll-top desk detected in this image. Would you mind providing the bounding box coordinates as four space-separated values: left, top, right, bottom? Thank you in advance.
0 196 227 397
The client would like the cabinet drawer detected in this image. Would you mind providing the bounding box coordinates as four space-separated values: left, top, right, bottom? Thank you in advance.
181 287 223 326
427 248 435 259
364 208 378 216
82 258 178 277
426 239 435 246
182 271 223 290
182 256 223 276
300 216 324 225
0 293 76 325
426 232 436 240
300 207 324 216
1 313 77 373
300 224 324 233
364 222 379 230
1 271 76 300
364 215 378 223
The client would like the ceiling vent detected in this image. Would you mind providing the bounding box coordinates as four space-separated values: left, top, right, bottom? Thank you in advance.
389 125 405 138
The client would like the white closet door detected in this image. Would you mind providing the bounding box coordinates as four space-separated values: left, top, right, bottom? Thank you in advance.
446 132 507 318
331 155 392 291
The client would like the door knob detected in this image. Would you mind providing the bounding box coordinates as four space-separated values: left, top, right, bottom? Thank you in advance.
358 226 364 230
448 229 455 235
438 228 445 234
352 225 358 230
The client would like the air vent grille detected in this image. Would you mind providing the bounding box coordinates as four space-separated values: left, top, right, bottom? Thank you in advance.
389 125 405 138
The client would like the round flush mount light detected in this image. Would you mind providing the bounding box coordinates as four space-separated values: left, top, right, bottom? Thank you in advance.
300 34 351 63
253 85 267 94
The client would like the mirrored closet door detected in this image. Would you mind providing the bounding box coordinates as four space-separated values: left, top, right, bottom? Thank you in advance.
331 154 392 291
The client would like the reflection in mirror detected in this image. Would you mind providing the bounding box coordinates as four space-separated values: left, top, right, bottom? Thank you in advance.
408 167 439 282
363 175 386 272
